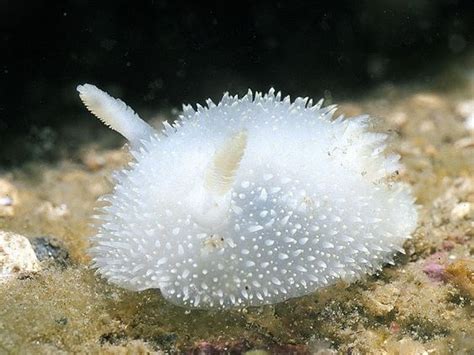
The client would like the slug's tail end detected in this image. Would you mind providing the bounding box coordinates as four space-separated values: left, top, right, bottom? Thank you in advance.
77 84 155 144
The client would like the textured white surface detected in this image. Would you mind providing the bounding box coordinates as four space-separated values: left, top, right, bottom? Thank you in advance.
456 99 474 131
79 85 418 309
77 84 155 143
0 231 40 283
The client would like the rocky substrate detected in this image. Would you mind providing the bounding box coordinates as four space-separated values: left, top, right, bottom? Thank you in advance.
0 68 473 354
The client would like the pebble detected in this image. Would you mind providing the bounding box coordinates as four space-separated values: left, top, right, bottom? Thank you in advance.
419 120 435 133
388 111 408 127
465 115 474 131
363 284 400 316
0 231 40 284
450 202 471 221
37 201 70 220
456 99 474 117
0 179 18 217
386 338 428 355
455 99 474 131
31 236 70 267
81 148 126 171
411 93 445 108
422 262 446 282
82 150 107 171
454 137 474 149
446 259 474 299
441 240 455 251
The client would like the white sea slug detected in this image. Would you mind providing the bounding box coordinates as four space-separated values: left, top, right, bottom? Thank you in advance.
77 84 418 309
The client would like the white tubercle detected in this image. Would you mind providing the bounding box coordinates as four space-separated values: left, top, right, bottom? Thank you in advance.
77 84 155 145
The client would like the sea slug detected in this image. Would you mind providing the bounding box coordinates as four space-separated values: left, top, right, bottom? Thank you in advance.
77 84 418 309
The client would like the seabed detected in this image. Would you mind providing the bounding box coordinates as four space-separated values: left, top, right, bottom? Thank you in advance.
0 59 473 354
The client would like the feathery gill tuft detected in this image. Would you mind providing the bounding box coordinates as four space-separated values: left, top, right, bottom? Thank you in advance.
205 130 248 196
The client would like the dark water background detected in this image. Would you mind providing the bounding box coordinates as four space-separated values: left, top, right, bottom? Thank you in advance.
1 0 473 164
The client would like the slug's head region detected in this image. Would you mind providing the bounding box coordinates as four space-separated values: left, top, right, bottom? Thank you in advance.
78 85 418 309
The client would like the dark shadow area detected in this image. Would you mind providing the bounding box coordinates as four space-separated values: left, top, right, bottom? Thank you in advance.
1 0 473 165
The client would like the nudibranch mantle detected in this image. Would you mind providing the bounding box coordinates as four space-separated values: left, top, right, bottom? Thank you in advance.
78 84 418 309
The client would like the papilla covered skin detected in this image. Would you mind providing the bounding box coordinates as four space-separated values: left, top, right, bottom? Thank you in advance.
77 84 418 309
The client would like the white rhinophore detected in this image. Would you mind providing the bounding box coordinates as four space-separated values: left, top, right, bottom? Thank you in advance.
77 84 155 145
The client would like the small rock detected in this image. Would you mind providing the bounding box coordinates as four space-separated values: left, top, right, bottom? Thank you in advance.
441 240 455 251
450 202 471 221
412 93 444 107
422 252 447 282
82 150 107 171
101 340 158 354
455 99 474 131
192 341 221 354
308 339 337 355
454 136 474 149
419 120 435 132
37 201 70 220
465 114 474 131
445 259 474 299
456 99 474 117
190 340 251 354
389 321 400 334
363 284 400 316
81 148 126 171
271 345 311 354
422 262 446 282
244 350 270 355
31 236 70 267
388 111 408 127
385 338 428 355
55 317 68 326
0 231 40 284
0 179 18 217
423 144 438 157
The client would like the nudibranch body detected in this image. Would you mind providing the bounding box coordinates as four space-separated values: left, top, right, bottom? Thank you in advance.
78 84 418 309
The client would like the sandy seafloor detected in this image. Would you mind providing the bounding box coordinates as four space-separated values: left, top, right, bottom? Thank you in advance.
0 60 473 354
